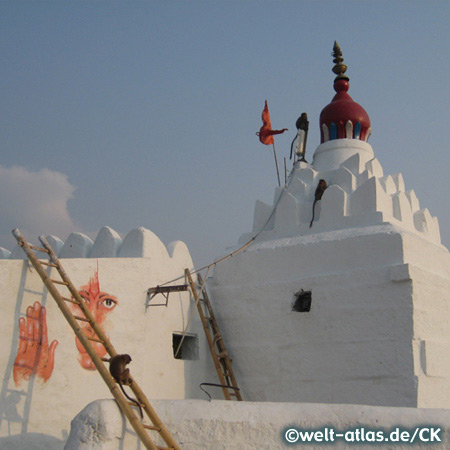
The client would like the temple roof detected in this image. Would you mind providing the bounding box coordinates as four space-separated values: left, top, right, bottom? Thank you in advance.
320 42 371 143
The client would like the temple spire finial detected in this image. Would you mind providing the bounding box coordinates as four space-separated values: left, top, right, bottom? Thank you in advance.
331 41 349 81
320 41 371 143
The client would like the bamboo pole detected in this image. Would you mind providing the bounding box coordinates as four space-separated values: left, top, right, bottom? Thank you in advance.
185 270 230 400
197 273 242 401
39 236 118 357
272 142 281 187
12 229 168 450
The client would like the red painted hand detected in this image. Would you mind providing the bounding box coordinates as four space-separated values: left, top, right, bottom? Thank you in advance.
13 301 58 386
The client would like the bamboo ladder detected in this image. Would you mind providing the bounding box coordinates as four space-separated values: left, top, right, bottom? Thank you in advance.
12 229 180 450
186 270 242 401
149 270 242 401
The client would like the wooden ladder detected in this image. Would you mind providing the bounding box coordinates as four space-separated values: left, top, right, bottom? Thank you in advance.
12 229 180 450
185 269 242 401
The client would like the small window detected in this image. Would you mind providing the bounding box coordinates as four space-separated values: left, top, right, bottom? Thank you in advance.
292 290 312 312
172 332 199 360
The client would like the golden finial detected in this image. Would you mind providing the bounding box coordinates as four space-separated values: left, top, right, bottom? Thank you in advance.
331 41 349 81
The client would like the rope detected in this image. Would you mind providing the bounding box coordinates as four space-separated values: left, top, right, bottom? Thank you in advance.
199 382 240 401
158 161 298 288
173 266 211 358
159 160 300 359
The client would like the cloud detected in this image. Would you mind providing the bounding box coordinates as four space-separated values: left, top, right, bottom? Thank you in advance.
0 165 78 249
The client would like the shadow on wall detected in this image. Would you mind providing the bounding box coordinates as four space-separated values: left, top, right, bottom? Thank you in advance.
0 262 67 445
181 280 224 402
0 262 48 437
0 432 66 450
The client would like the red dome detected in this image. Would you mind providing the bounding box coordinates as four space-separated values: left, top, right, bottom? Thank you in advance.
320 78 371 143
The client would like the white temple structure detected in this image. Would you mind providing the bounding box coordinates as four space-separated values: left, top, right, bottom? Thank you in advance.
210 43 449 409
0 42 449 449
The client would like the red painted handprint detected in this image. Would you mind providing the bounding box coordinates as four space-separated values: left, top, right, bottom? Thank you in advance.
13 301 58 386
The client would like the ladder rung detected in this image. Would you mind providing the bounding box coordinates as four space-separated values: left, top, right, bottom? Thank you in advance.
128 400 146 407
13 230 183 449
143 424 161 431
186 268 242 405
41 261 57 268
74 315 90 322
51 279 69 285
29 245 49 253
62 297 79 304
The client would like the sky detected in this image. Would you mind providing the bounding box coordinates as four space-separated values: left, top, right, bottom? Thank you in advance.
1 1 449 268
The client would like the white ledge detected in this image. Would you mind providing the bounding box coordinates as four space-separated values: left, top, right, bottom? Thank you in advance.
312 139 374 171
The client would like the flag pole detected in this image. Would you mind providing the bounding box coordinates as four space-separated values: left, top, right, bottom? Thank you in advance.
272 142 281 187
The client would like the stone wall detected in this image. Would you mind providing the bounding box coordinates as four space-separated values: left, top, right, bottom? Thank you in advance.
210 140 450 408
64 399 450 450
0 227 217 444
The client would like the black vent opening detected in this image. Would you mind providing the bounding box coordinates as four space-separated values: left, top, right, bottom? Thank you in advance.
292 290 312 312
172 332 199 360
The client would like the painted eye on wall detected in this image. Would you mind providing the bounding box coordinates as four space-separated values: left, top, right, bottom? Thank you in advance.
101 298 117 309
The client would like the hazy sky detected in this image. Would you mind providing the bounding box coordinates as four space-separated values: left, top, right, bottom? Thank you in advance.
1 1 449 267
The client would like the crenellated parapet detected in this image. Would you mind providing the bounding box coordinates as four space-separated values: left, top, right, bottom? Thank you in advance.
241 141 442 247
211 40 450 411
1 226 193 265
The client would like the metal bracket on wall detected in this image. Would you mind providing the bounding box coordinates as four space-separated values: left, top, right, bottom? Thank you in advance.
146 284 188 308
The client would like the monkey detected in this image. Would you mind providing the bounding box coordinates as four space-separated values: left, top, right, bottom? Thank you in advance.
109 354 143 419
296 112 309 132
290 112 309 161
310 179 328 228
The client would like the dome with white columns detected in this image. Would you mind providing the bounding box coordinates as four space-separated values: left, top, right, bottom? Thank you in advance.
211 42 450 410
319 41 371 144
239 43 443 248
314 41 372 171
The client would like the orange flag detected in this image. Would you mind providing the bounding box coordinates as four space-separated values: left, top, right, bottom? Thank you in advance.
256 100 288 145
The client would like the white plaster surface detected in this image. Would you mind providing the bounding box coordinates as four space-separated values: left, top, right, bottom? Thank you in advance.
212 225 450 408
0 247 11 259
1 136 449 449
65 399 450 450
89 226 122 258
2 226 201 262
46 236 65 257
312 139 374 172
60 233 94 258
239 143 443 247
9 243 28 260
0 227 218 445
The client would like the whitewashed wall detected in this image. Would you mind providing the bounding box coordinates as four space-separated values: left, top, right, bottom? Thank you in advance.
65 399 450 450
401 233 450 407
240 141 442 247
210 140 450 409
0 227 217 446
